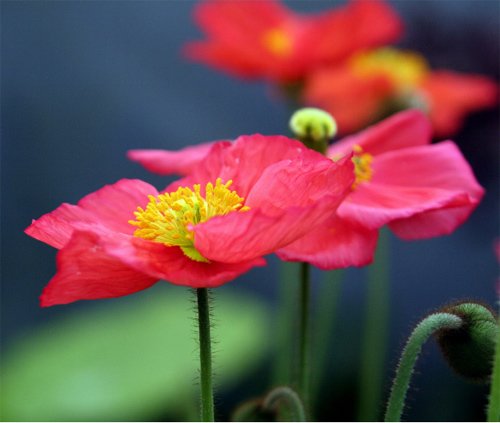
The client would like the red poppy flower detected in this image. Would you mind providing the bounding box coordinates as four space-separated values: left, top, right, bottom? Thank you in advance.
26 135 354 306
304 48 498 136
185 0 402 84
277 110 484 268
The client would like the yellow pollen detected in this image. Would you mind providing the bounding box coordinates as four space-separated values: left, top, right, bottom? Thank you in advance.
262 28 293 57
129 178 249 262
349 48 429 88
352 145 374 189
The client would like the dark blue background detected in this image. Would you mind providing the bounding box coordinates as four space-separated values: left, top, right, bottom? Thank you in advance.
2 1 499 420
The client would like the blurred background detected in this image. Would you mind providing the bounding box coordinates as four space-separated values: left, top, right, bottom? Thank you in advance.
1 0 499 421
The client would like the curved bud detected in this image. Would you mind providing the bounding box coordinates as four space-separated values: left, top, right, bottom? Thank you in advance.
289 107 337 154
436 301 498 382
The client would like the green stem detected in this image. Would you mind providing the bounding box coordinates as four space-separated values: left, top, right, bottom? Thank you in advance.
298 262 311 416
273 262 299 387
384 312 463 422
263 386 306 422
358 229 390 421
311 269 344 407
196 288 214 422
487 314 500 422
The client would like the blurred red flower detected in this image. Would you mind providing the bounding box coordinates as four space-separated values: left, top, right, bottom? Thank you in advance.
304 48 498 136
26 135 353 306
185 0 402 84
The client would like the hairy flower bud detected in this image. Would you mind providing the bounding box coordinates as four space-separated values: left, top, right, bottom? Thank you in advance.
435 301 498 382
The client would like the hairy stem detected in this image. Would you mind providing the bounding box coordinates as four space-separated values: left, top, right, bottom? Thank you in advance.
487 314 500 422
196 288 214 422
263 386 306 422
384 312 463 422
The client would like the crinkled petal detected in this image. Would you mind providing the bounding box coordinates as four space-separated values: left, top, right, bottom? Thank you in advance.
25 179 158 248
127 142 219 176
245 153 354 211
40 230 158 307
422 70 499 137
182 135 316 198
193 193 344 264
328 109 432 158
339 141 484 230
277 214 378 269
102 232 266 288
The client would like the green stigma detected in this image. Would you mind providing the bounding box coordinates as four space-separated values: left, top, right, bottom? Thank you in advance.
289 108 337 154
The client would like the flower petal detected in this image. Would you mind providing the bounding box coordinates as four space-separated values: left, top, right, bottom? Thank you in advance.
327 109 432 158
277 215 378 269
182 134 315 198
422 70 499 137
304 66 393 134
339 141 484 230
127 141 219 176
25 179 158 249
40 231 158 307
102 232 266 288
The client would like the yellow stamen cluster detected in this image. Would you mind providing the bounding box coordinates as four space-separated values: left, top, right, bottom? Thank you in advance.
350 48 429 88
262 28 293 57
352 145 374 189
129 178 249 262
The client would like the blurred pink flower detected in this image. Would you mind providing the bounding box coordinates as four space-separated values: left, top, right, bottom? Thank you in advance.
26 135 353 306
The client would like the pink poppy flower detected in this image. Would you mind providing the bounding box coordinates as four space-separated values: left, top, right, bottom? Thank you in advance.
304 48 498 136
129 111 484 270
278 109 484 268
26 135 354 306
185 0 402 84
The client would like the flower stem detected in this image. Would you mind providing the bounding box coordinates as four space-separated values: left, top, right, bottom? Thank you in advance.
384 312 463 422
196 288 214 422
311 269 344 408
298 262 311 416
358 228 390 421
273 262 299 387
487 314 500 422
263 386 306 422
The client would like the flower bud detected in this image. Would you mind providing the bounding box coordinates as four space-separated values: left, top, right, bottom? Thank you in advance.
289 107 337 154
435 301 498 382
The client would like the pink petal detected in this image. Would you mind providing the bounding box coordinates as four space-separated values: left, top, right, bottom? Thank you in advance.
40 230 158 307
185 134 316 198
327 109 432 158
127 141 219 176
25 179 158 249
25 203 95 249
102 232 266 288
339 141 484 231
192 153 354 263
277 215 378 269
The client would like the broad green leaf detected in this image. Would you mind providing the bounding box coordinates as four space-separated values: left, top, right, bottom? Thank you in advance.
0 285 269 421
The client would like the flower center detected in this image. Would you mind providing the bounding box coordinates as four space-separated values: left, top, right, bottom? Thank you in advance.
349 48 429 88
352 145 373 189
262 28 293 57
129 178 249 262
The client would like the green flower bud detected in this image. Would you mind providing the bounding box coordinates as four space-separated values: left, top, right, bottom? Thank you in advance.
289 107 337 154
435 301 498 382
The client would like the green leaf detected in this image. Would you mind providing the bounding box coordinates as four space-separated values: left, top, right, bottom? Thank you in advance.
0 285 269 421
